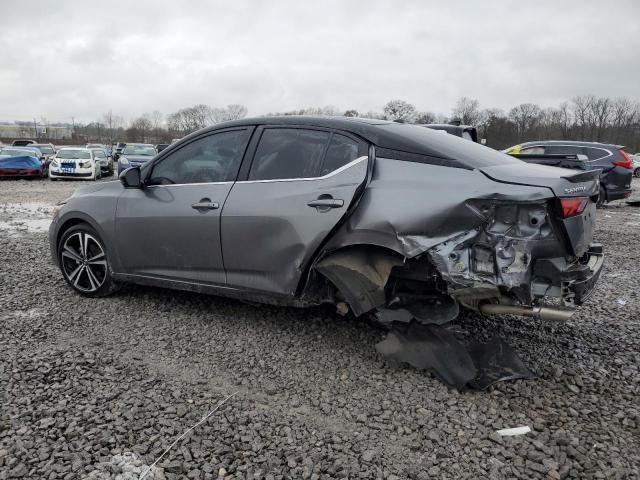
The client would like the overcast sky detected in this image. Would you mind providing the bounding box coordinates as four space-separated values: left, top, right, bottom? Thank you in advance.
1 0 638 123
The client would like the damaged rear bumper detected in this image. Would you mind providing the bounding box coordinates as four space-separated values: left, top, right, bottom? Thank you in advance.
533 243 604 307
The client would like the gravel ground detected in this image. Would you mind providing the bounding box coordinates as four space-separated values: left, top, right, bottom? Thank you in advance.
1 177 639 479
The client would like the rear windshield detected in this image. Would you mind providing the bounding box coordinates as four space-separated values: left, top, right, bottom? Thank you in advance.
35 145 55 154
57 149 91 159
1 148 37 157
379 123 521 169
123 145 155 156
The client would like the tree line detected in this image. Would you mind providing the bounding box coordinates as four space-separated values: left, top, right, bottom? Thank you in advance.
72 95 640 152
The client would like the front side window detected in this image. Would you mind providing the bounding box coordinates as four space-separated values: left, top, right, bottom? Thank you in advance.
149 129 250 185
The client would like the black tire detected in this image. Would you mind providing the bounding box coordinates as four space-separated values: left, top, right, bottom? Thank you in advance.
57 223 119 297
634 167 640 178
596 186 606 208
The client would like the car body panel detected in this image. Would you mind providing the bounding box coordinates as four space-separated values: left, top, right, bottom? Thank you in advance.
506 141 632 202
113 182 233 284
49 116 604 322
0 154 45 177
221 156 368 295
49 148 99 180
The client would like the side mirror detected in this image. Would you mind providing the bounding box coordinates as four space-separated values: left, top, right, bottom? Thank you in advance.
119 166 142 188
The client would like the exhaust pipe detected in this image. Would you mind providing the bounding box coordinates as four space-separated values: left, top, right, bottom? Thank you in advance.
479 303 574 322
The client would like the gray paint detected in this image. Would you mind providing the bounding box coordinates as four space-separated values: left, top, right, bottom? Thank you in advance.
49 117 603 320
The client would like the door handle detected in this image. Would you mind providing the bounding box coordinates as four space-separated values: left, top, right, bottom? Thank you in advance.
307 198 344 209
191 200 219 211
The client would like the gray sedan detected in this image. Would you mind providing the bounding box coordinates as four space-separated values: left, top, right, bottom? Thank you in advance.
49 116 603 325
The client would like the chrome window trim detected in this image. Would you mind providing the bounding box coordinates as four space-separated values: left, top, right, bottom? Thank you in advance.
237 155 367 184
146 181 234 189
522 144 612 162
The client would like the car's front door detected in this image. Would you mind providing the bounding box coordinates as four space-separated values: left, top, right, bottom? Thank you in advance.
114 128 252 285
221 127 369 295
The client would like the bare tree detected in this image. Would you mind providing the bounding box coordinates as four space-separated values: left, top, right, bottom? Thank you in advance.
509 103 542 136
383 100 417 123
451 97 482 125
343 109 359 117
414 111 436 124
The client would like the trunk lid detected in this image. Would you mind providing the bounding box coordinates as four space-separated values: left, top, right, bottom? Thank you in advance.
479 162 599 257
479 162 600 198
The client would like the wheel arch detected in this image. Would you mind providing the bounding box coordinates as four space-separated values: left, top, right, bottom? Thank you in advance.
306 243 406 317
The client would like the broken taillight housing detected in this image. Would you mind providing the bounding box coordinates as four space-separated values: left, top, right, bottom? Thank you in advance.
613 150 633 169
559 197 588 218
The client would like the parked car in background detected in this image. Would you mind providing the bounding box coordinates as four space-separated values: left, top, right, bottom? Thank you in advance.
0 146 46 178
505 141 633 207
12 139 36 146
90 148 114 176
31 143 57 163
155 143 170 152
50 116 602 331
49 147 102 181
632 153 640 178
117 143 156 175
113 142 127 161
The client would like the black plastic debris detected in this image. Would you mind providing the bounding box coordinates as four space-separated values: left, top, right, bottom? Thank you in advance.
376 321 535 390
626 201 640 207
467 336 536 389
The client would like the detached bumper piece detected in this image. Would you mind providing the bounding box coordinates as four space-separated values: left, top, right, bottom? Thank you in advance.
376 321 535 390
533 243 604 306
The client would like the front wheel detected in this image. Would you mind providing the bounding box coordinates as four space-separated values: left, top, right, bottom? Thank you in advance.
58 224 119 297
634 167 640 178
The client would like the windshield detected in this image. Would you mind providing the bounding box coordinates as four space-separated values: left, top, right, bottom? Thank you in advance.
57 149 91 160
123 145 155 156
36 146 55 154
1 148 37 157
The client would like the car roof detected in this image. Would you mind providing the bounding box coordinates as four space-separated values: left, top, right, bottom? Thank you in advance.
519 140 620 148
58 147 91 151
124 143 155 147
180 115 517 168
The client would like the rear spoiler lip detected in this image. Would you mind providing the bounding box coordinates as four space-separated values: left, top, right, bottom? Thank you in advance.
561 169 601 184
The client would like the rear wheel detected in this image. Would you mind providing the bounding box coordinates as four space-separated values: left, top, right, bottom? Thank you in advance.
634 167 640 178
58 224 118 297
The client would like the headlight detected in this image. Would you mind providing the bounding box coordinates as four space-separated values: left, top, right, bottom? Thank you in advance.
51 159 59 167
120 156 130 165
80 161 92 168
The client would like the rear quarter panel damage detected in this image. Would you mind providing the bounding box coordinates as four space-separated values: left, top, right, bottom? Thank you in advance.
313 158 561 315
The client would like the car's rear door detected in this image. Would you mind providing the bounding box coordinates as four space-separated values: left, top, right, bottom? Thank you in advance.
221 127 369 295
114 128 252 285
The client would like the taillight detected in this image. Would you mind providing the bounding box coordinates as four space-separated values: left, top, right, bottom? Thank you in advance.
613 150 633 169
559 197 588 218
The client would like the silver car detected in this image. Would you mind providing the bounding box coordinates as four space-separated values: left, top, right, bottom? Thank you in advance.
49 117 603 324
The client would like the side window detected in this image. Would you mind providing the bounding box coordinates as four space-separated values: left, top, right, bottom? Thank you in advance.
93 150 105 158
249 129 329 180
544 145 583 156
520 146 545 155
319 134 360 176
584 147 608 160
149 129 250 185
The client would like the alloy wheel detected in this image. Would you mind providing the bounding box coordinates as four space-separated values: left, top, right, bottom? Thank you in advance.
61 232 107 293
